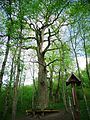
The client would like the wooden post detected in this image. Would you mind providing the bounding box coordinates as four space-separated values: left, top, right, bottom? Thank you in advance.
71 83 80 120
66 73 81 120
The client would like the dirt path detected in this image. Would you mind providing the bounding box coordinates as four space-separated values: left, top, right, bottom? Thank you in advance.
16 111 72 120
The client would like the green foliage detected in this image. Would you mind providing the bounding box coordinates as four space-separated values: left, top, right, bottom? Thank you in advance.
0 0 90 119
85 39 90 56
17 85 33 112
0 84 90 119
83 88 90 99
48 102 64 110
0 89 6 113
79 100 90 120
81 70 90 87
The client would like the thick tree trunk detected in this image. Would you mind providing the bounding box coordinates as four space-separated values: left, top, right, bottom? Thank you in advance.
38 53 48 110
36 28 50 110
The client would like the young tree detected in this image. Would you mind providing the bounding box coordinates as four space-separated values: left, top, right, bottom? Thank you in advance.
0 0 13 91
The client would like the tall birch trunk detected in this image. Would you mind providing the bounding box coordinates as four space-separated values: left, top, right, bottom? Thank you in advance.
12 41 22 120
0 0 12 91
0 37 10 91
70 30 90 119
2 57 14 120
83 36 90 84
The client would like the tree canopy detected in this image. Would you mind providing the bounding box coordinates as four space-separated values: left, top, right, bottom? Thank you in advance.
0 0 90 120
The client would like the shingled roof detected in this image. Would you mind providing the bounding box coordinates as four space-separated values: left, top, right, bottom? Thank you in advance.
66 73 81 86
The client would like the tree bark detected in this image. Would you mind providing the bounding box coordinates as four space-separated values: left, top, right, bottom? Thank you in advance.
69 28 90 119
0 0 12 92
12 1 23 118
32 63 37 92
38 53 48 109
55 69 61 102
83 36 90 84
0 37 10 91
70 36 81 79
61 43 68 111
2 56 14 120
36 28 50 110
78 19 90 84
12 42 22 120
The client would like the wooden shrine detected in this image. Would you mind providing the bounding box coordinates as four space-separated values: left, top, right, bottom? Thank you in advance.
66 72 81 120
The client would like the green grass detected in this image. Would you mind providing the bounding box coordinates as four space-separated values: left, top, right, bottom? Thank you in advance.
48 102 65 110
79 100 90 120
1 86 90 120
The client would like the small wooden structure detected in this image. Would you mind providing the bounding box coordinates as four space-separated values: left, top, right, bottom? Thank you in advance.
26 109 60 118
66 73 81 86
66 72 81 120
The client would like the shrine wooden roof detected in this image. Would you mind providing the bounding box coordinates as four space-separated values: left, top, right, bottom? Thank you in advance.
66 73 81 86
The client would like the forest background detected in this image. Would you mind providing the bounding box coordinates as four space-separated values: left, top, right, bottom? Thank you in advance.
0 0 90 120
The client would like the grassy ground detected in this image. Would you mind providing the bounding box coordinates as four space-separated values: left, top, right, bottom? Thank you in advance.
79 100 90 120
0 88 90 120
15 100 90 120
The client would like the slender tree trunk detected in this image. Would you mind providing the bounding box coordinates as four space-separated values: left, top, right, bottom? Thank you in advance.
61 43 68 111
12 1 23 118
62 73 68 111
32 63 37 91
0 37 10 91
55 69 61 102
2 57 14 120
70 30 90 119
70 37 81 78
72 49 90 120
74 50 81 78
78 20 90 84
0 0 12 92
32 62 37 109
81 86 90 120
83 36 90 84
12 42 22 120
